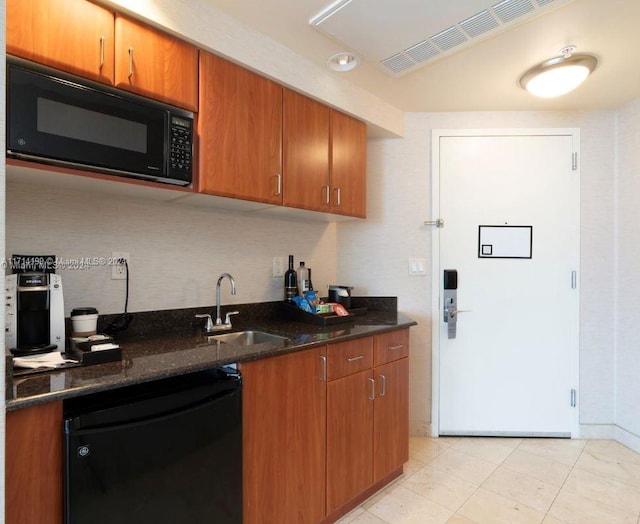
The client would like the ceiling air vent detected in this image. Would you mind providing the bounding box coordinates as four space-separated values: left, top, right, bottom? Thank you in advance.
536 0 555 5
405 40 440 63
430 26 467 51
492 0 535 23
381 53 415 74
459 10 499 38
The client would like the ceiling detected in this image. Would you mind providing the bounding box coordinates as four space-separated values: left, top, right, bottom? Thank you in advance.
202 0 640 112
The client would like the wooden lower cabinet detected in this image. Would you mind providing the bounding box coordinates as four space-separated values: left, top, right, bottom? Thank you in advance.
325 331 410 519
6 401 63 524
240 347 327 524
373 357 410 483
327 369 374 513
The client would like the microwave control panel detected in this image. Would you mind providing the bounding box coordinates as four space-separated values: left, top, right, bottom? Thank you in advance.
169 115 193 182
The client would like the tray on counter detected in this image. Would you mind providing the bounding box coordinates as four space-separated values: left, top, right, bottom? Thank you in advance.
68 336 122 365
280 301 366 327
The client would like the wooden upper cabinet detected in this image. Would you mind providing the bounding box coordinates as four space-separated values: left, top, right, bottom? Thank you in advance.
198 52 283 203
114 15 198 111
330 109 367 218
283 89 331 212
7 0 115 84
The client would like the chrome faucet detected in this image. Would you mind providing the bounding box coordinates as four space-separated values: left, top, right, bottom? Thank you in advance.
194 273 239 331
214 273 239 330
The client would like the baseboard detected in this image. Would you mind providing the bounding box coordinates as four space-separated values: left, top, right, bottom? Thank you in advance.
579 423 615 439
614 425 640 454
410 421 431 437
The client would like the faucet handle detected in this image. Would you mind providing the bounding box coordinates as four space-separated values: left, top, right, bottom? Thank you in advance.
195 314 214 332
224 311 240 326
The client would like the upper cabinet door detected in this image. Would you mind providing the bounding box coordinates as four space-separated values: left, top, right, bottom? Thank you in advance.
7 0 115 84
330 110 367 218
114 15 198 111
283 89 330 212
198 52 283 204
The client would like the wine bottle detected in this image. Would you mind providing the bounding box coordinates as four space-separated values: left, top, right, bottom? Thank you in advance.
284 255 297 302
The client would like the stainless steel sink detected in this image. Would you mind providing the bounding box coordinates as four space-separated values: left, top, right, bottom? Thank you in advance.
207 330 288 346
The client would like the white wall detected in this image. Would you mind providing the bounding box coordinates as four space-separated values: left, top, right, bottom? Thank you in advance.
337 110 618 436
6 182 338 315
614 98 640 450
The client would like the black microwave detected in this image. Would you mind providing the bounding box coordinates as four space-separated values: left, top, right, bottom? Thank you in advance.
7 58 193 186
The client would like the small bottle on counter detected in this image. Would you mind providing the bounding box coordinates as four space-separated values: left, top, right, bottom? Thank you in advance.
296 261 309 296
284 255 298 302
308 267 314 291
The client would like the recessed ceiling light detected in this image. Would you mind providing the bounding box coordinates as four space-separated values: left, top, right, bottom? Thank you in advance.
328 52 360 72
519 45 598 98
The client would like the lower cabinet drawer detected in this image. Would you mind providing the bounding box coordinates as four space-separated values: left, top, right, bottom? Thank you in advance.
374 329 409 365
326 336 373 380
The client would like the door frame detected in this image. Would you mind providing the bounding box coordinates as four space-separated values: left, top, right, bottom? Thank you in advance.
430 128 581 438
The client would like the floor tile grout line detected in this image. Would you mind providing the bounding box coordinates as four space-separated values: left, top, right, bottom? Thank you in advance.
363 438 640 523
534 439 587 523
474 443 560 518
573 448 640 490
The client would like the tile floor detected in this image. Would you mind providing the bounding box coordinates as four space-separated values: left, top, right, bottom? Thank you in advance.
336 437 640 524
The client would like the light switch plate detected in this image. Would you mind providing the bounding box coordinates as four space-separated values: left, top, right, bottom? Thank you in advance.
272 257 284 278
408 257 427 276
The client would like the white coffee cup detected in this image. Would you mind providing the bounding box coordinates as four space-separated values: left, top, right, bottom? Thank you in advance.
71 307 99 336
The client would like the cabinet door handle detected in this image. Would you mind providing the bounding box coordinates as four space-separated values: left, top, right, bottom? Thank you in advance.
347 355 364 362
333 187 342 207
322 185 330 205
128 47 134 78
388 344 404 351
320 355 327 381
275 173 282 196
368 378 375 400
99 36 105 69
379 374 386 397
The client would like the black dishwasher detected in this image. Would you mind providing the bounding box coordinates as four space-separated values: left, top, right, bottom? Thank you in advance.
63 366 242 524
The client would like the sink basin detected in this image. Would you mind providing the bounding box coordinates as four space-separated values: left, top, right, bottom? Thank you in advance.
207 330 289 346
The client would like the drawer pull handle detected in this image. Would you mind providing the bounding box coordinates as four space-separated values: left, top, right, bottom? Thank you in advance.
379 374 386 397
368 378 375 400
347 355 364 362
320 355 327 381
388 344 404 351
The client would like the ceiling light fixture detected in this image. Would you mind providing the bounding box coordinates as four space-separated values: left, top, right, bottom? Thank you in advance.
328 52 359 72
519 45 598 98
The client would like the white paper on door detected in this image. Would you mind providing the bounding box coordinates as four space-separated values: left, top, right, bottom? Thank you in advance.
478 225 532 259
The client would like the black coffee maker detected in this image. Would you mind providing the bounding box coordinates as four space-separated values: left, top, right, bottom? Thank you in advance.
6 262 65 356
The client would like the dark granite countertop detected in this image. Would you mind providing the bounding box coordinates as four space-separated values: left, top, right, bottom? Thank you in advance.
6 300 416 411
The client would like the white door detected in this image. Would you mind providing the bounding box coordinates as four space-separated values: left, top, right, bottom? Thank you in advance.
434 130 579 437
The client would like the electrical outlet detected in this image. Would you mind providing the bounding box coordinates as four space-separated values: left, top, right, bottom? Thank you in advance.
272 256 284 278
112 252 130 280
